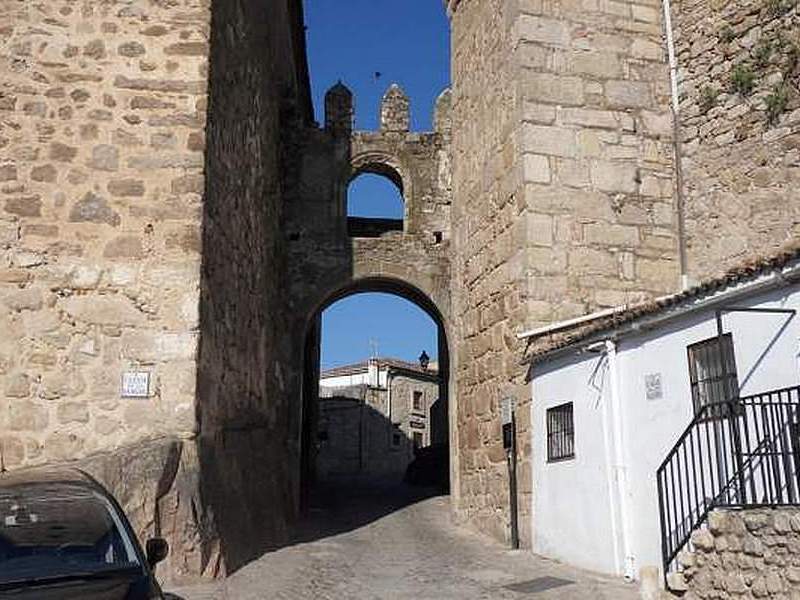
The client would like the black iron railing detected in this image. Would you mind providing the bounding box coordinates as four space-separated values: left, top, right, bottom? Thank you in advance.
657 385 800 576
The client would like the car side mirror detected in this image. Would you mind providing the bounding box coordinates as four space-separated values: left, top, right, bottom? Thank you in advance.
146 537 169 567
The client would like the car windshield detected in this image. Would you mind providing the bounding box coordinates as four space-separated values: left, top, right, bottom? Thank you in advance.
0 481 143 585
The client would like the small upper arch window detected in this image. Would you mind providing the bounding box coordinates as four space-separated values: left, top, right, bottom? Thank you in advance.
347 168 404 238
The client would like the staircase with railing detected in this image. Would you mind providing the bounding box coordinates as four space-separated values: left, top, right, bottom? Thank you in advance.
657 385 800 578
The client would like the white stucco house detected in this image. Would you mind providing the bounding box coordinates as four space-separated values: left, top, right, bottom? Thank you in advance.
524 247 800 585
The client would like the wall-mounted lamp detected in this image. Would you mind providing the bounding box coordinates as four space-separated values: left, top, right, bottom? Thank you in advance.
418 350 430 371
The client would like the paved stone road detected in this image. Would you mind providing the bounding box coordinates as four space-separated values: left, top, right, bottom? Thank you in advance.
167 484 640 599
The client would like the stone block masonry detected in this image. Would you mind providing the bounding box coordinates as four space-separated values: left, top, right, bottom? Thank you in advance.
193 0 314 577
668 508 800 599
0 0 314 583
4 0 800 588
518 0 679 321
673 0 800 281
449 0 525 545
448 0 679 552
0 0 209 473
0 0 212 581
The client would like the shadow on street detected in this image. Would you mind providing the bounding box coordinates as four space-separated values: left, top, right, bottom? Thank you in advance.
289 480 447 547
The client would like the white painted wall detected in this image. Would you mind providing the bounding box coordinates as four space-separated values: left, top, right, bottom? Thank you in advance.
530 284 800 581
319 368 388 389
531 351 622 575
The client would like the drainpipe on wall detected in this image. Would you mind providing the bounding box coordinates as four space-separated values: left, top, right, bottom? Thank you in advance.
605 340 636 582
662 0 690 291
387 369 393 424
599 350 624 576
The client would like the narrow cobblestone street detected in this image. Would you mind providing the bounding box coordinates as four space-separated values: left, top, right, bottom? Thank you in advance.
167 484 639 599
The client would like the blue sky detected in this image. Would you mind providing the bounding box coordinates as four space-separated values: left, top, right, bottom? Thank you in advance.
304 0 450 368
303 0 450 131
320 293 439 370
348 174 404 219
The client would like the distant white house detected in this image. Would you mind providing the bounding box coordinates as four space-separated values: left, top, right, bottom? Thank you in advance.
525 248 800 584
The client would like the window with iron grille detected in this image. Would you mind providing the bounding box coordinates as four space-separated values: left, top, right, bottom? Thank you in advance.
687 333 739 416
546 402 574 462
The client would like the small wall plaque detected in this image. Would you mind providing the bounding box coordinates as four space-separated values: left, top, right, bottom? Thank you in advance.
645 373 663 401
121 371 150 398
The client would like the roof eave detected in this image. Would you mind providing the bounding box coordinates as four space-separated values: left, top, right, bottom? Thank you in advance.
528 259 800 367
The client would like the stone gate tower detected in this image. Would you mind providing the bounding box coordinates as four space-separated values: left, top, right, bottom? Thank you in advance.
446 0 679 544
2 0 799 584
445 0 800 549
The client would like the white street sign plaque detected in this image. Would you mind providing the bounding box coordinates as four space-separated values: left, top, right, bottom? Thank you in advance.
645 373 663 401
121 371 150 398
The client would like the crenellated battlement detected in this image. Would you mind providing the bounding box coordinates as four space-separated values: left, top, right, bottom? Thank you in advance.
324 81 451 138
380 84 410 132
324 81 354 135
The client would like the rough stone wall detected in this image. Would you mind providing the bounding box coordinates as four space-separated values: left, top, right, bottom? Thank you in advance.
0 0 313 583
381 84 412 132
317 396 367 480
449 0 527 546
673 0 800 280
448 0 680 548
316 374 438 483
669 508 800 598
0 0 209 471
194 0 312 577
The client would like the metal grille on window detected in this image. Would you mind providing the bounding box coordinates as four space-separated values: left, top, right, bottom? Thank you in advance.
546 402 574 462
687 333 739 417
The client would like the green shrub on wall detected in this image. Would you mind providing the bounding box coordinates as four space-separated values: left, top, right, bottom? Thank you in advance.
719 25 735 43
698 86 719 114
765 84 789 124
764 0 796 18
730 64 756 96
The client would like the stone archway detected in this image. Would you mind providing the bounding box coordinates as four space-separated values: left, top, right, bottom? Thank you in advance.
298 276 452 510
286 82 455 511
350 152 407 195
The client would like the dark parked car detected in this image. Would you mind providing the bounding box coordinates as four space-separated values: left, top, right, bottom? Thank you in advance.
0 467 169 599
